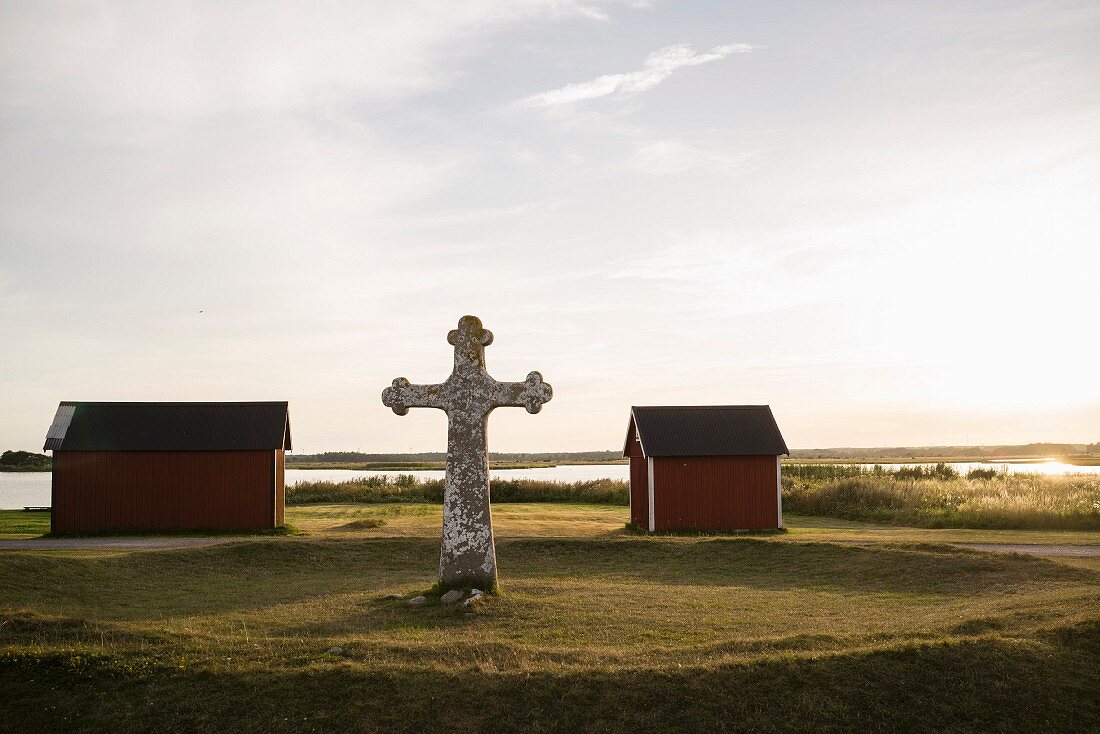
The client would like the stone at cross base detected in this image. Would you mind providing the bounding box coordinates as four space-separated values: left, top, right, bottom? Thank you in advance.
381 315 552 591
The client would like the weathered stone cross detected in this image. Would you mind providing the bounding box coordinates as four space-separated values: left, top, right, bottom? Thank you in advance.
382 315 552 590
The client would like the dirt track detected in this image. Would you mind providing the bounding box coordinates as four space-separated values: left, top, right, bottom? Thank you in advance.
0 537 235 550
953 543 1100 557
0 536 1098 557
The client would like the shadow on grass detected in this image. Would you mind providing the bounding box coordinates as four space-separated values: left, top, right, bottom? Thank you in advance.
0 608 180 648
499 537 1096 595
0 538 444 619
1 622 1097 733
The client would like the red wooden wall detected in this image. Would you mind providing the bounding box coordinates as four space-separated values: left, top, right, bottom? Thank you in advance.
651 455 778 531
51 450 282 533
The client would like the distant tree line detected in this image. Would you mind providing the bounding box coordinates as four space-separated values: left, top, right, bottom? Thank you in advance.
287 450 622 464
0 450 51 470
789 443 1098 460
290 443 1098 464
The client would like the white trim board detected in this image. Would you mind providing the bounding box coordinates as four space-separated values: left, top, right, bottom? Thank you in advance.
776 455 784 529
647 457 655 532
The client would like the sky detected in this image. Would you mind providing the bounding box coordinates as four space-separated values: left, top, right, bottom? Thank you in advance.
2 0 1098 454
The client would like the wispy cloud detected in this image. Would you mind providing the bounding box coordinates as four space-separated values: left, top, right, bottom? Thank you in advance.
629 138 758 175
518 43 753 107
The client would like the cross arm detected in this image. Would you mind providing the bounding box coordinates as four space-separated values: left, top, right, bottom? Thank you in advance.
382 378 447 415
491 371 553 414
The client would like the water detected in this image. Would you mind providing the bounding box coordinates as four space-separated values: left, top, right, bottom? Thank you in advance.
2 460 1097 510
0 464 632 510
0 473 53 510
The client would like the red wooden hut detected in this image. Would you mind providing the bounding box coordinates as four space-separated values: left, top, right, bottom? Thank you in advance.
623 405 789 532
43 401 291 533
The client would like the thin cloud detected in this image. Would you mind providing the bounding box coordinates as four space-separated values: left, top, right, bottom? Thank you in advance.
629 138 759 175
518 43 753 107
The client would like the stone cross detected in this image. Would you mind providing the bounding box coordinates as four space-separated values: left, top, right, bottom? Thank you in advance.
382 315 552 591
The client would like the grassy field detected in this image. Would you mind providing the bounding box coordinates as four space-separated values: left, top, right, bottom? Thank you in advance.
1 503 1098 732
0 509 50 535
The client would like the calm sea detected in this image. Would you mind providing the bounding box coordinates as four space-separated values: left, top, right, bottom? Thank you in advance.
2 460 1097 510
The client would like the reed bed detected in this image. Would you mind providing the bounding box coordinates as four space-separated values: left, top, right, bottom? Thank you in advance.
783 470 1100 530
782 462 966 481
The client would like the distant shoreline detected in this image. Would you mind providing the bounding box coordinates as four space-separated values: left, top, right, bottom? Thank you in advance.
286 460 628 470
288 456 1100 469
6 452 1098 473
781 456 1100 466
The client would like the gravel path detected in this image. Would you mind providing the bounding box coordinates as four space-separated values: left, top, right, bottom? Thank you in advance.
0 537 237 550
0 536 1097 557
954 543 1100 557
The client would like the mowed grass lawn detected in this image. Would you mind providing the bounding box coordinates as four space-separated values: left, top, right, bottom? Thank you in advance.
1 504 1098 733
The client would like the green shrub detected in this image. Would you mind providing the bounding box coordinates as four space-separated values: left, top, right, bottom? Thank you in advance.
892 462 959 480
780 463 871 481
966 467 1003 480
0 449 51 471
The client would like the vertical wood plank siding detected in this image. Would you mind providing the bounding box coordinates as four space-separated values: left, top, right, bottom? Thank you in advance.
52 450 281 532
651 455 778 530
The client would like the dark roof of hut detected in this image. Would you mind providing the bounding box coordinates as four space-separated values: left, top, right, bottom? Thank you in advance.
624 405 788 458
43 401 291 452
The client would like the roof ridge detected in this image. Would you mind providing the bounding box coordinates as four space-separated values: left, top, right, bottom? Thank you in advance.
632 405 771 410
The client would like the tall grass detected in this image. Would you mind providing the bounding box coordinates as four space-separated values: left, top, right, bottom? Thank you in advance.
287 475 629 506
781 462 962 481
783 472 1100 530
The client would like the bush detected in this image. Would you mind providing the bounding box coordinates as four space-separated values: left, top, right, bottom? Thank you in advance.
782 462 960 482
287 475 443 504
780 464 871 482
893 463 959 480
0 450 51 470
